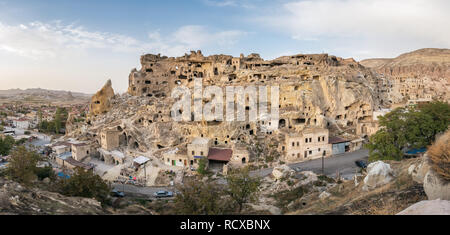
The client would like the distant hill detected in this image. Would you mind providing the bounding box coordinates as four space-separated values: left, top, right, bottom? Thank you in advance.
360 48 450 79
0 88 91 103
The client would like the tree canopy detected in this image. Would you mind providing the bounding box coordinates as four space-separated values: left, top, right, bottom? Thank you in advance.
367 101 450 161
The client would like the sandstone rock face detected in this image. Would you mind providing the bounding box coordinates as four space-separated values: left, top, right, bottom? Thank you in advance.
397 199 450 215
363 161 395 191
89 79 115 117
423 169 450 200
361 48 450 104
272 165 294 180
361 48 450 79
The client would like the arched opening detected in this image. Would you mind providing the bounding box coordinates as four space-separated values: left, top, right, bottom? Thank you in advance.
242 158 246 164
279 119 286 128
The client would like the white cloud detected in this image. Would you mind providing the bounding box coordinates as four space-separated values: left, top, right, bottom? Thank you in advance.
0 21 245 59
259 0 450 58
0 21 246 93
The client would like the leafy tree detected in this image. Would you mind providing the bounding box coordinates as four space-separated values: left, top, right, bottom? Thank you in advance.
58 167 110 205
367 102 450 161
6 146 41 185
225 167 261 212
0 135 15 156
173 179 231 215
418 101 450 141
367 130 403 161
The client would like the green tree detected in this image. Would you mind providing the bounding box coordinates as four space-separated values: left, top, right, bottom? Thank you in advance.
367 130 403 161
0 135 15 156
418 101 450 141
197 157 209 175
367 102 450 161
6 146 41 185
58 167 110 205
225 167 261 212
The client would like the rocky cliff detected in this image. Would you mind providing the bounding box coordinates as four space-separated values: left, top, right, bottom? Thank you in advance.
88 79 115 117
361 48 450 80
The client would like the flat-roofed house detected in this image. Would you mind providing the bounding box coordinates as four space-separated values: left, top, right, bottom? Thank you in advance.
71 142 91 162
187 137 211 168
284 127 332 162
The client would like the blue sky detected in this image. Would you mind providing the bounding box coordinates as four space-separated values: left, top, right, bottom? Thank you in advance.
0 0 449 93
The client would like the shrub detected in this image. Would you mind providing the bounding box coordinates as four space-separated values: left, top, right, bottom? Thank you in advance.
427 130 450 182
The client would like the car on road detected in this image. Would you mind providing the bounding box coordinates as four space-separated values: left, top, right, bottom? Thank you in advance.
154 190 174 198
355 160 368 169
111 189 125 198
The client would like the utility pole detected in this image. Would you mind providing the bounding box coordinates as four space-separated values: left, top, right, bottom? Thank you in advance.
322 151 325 175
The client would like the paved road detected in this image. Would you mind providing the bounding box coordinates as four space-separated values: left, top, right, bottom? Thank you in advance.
112 149 369 197
250 149 369 179
111 183 175 198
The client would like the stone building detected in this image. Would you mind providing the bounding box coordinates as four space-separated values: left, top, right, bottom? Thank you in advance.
100 128 120 151
284 127 331 163
163 148 189 167
71 142 91 162
187 137 211 168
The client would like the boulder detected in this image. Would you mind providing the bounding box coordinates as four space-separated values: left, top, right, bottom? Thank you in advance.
423 169 450 200
272 165 294 180
319 191 331 200
397 199 450 215
408 155 431 184
363 161 395 191
298 171 319 185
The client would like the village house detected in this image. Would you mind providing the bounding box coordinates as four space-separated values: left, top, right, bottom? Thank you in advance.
163 148 189 167
100 128 121 151
98 149 125 165
13 118 30 129
71 142 91 162
187 137 211 168
329 136 350 155
56 152 93 171
284 127 332 162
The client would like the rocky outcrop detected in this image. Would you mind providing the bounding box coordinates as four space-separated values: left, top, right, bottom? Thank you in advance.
423 169 450 200
272 165 294 180
397 199 450 215
363 161 395 191
89 79 115 117
0 179 105 215
408 155 431 184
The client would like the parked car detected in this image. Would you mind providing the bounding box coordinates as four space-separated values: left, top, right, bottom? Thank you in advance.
154 190 174 198
355 160 368 169
111 189 125 198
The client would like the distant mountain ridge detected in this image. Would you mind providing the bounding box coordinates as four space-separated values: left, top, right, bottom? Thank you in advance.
0 88 91 102
360 48 450 79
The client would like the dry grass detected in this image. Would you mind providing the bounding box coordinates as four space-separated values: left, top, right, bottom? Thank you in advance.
428 130 450 182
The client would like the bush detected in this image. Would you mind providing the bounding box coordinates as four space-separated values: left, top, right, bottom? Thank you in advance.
57 167 111 206
6 146 41 185
35 166 55 181
197 157 209 175
428 130 450 182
